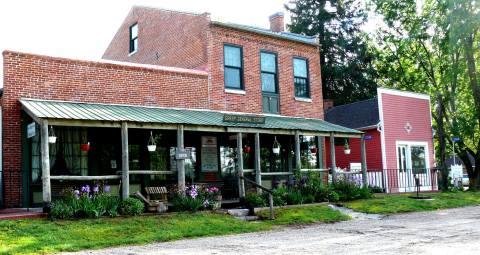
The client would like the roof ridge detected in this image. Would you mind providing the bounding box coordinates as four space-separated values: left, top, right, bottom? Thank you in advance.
326 97 378 112
132 5 209 17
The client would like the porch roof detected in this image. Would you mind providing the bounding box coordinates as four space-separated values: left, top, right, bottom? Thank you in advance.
20 98 362 137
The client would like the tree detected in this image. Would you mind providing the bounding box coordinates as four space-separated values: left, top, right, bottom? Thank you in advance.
372 0 480 189
286 0 378 105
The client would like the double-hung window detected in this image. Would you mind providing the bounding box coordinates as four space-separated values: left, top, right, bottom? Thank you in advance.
129 23 138 54
293 57 310 98
260 51 278 93
224 44 243 89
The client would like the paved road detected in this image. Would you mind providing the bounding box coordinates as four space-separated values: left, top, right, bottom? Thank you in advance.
63 206 480 255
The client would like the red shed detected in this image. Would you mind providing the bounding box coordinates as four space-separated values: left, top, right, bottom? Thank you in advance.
325 88 437 193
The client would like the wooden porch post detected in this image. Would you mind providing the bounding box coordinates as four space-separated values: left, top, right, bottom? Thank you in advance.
237 132 245 198
121 122 129 200
317 136 324 169
295 131 301 170
40 119 51 208
177 124 186 192
330 132 337 183
254 132 262 193
360 134 368 187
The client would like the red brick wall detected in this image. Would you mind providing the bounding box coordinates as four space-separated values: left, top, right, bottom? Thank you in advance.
207 25 323 119
102 7 210 70
2 50 209 207
325 129 383 170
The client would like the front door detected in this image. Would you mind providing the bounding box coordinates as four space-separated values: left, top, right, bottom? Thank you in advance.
397 143 429 192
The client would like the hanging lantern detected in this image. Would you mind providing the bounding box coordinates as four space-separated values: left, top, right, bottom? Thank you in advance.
147 131 157 152
272 136 281 155
243 145 251 154
310 147 318 154
344 139 351 155
48 126 57 144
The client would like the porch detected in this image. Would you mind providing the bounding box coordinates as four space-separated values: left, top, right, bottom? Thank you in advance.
20 98 366 208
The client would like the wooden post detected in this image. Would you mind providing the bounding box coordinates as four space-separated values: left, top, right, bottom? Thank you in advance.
40 120 51 207
268 193 274 220
330 133 337 183
360 134 368 187
237 132 245 198
177 124 186 192
317 136 324 169
295 131 301 170
121 122 129 200
254 133 262 193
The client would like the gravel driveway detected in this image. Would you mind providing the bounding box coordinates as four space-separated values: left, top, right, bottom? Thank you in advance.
63 205 480 255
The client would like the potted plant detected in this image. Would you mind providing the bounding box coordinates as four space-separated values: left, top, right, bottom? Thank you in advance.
272 136 280 155
148 131 161 152
344 140 351 155
48 126 57 144
207 186 222 210
243 145 251 154
80 142 90 151
310 147 318 154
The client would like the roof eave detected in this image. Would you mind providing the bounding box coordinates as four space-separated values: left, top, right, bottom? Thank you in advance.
210 21 320 47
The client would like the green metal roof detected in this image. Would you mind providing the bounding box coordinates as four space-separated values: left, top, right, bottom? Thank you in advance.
20 98 361 135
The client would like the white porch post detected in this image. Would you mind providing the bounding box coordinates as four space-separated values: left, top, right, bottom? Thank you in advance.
254 132 262 193
295 131 301 170
237 132 245 198
40 119 51 208
360 134 368 187
177 124 186 192
330 132 337 183
121 122 129 200
317 136 324 169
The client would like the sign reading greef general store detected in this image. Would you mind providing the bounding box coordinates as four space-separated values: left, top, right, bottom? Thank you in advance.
223 114 266 124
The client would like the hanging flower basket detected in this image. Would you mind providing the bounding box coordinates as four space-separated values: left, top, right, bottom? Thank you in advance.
272 136 281 155
80 142 90 151
243 145 251 154
147 131 157 152
344 140 351 155
310 147 318 154
48 126 57 144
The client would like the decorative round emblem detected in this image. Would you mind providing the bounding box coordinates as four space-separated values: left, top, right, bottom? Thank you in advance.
404 122 412 134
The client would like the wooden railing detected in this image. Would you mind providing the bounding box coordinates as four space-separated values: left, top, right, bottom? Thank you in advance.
239 176 274 220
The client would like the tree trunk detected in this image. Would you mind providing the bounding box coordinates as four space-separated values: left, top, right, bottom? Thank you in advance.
435 93 449 190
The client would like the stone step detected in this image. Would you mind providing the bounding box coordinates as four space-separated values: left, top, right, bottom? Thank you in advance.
235 215 260 221
227 208 249 217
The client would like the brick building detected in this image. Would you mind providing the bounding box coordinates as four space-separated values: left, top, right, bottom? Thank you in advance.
0 6 363 208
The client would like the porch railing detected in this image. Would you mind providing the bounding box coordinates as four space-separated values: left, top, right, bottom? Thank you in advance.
239 175 274 220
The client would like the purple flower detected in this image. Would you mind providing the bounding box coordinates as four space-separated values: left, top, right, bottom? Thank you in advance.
103 185 111 193
81 185 90 194
203 199 210 207
188 185 198 199
93 185 99 193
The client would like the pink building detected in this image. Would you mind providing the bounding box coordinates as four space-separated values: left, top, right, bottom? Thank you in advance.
325 88 437 192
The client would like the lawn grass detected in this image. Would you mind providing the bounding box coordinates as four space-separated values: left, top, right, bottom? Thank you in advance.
343 191 480 214
0 205 346 255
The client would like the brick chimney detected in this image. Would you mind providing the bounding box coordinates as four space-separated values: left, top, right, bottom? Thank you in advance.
324 99 334 111
269 12 284 32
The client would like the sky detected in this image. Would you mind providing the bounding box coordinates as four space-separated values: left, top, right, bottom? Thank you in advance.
0 0 377 87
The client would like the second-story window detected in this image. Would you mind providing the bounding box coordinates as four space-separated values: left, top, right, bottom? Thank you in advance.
129 23 138 54
293 57 310 98
260 52 278 93
224 44 243 89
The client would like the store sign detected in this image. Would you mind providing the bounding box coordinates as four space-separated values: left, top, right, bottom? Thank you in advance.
223 114 265 124
363 135 373 141
27 122 36 138
175 148 191 160
201 136 218 172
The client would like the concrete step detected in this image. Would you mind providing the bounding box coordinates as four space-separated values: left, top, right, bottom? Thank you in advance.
235 215 260 221
227 208 249 217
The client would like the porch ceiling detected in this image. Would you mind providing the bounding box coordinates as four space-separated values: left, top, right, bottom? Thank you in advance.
20 98 362 137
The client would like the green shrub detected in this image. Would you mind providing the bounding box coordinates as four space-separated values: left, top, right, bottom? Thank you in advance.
303 194 316 204
314 186 332 202
328 191 340 202
119 198 145 216
285 189 304 205
50 201 74 219
331 180 372 201
171 195 204 212
271 187 288 206
245 192 267 208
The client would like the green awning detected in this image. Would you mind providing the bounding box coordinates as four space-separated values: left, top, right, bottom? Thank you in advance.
20 98 362 137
